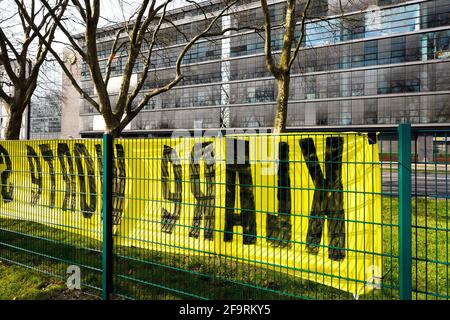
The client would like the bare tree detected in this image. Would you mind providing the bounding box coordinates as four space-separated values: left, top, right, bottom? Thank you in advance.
24 0 256 137
0 0 68 139
260 0 312 133
260 0 371 133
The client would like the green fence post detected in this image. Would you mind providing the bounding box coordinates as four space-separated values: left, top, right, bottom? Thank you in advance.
102 133 113 300
398 123 412 300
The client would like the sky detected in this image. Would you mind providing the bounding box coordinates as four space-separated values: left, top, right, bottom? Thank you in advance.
0 0 214 56
55 0 189 50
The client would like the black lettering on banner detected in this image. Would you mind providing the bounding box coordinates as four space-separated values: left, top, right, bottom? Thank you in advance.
74 143 96 218
95 144 127 226
299 137 345 261
58 143 76 211
266 142 291 247
39 144 56 208
0 144 13 202
161 145 182 234
189 142 215 240
113 144 126 226
26 145 42 205
94 144 103 199
224 139 256 245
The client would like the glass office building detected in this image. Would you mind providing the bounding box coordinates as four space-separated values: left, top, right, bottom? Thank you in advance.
74 0 450 136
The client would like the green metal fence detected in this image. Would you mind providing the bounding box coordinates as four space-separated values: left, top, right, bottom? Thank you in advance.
411 129 450 300
0 125 448 300
0 139 103 297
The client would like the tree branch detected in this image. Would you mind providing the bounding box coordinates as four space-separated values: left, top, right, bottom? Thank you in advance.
288 0 313 69
113 0 171 118
39 0 87 59
120 0 239 130
124 0 171 115
18 7 99 111
104 27 125 87
260 0 280 78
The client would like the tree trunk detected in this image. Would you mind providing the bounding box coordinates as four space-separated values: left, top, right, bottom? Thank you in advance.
273 76 290 134
105 122 122 138
108 127 121 138
101 109 121 138
4 108 24 140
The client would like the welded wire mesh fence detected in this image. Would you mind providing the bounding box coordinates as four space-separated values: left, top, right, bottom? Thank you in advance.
0 139 103 296
411 129 450 300
0 126 448 300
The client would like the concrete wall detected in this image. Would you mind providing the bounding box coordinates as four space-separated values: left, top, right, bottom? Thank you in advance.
60 49 81 139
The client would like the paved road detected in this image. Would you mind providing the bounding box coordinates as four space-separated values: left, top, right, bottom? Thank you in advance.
382 170 450 197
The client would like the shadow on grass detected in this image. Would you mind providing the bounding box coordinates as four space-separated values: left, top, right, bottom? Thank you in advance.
3 195 447 300
0 217 360 300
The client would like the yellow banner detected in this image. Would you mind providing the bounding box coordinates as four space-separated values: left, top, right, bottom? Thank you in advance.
0 134 381 296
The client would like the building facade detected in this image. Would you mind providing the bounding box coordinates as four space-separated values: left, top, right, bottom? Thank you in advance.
29 61 63 140
64 0 450 146
0 60 62 140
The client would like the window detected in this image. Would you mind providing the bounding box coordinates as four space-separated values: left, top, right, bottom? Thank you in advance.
327 73 340 98
305 18 340 46
428 30 450 60
377 65 421 94
391 37 406 63
364 40 378 66
421 0 450 29
364 100 378 125
231 45 247 57
339 101 352 125
436 62 450 91
351 71 364 96
309 0 328 17
350 42 364 68
255 86 274 102
378 69 389 94
342 13 365 41
305 77 317 100
316 103 328 125
381 4 420 35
